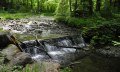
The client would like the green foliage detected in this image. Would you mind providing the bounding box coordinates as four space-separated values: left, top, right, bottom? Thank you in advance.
55 0 70 17
0 12 37 20
56 16 106 28
55 16 67 23
83 23 120 47
100 0 112 18
90 35 112 46
0 60 40 72
112 41 120 46
66 17 93 27
43 0 58 13
60 67 72 72
23 64 40 72
0 0 119 16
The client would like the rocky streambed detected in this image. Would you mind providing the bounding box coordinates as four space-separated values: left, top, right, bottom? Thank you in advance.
0 16 81 72
0 16 120 72
0 17 85 71
1 16 78 36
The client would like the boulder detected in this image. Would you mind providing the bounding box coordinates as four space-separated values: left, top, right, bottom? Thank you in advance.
10 52 33 66
95 46 120 58
2 44 20 61
40 61 60 72
0 32 12 49
26 61 60 72
0 51 5 64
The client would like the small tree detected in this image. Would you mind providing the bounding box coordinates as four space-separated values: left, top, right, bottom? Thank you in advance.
55 0 70 18
101 0 112 17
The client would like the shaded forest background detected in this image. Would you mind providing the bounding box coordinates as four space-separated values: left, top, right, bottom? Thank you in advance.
0 0 119 17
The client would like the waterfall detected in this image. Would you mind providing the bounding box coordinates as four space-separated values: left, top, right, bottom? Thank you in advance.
20 35 87 65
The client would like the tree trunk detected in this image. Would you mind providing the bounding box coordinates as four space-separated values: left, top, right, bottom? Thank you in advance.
89 0 93 15
74 0 78 17
96 0 101 11
110 0 113 6
30 0 33 9
37 0 40 13
69 0 72 13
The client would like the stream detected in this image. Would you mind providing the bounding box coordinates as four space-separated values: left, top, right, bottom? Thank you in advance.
1 16 80 42
1 16 120 72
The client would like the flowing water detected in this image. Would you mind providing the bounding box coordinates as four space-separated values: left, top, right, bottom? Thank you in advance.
20 35 87 65
1 17 79 36
1 16 86 66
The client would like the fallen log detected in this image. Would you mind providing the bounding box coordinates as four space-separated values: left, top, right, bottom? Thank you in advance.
7 34 24 52
55 45 89 51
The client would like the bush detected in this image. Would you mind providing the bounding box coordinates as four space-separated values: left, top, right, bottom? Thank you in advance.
60 67 72 72
55 16 67 23
83 24 120 47
43 1 58 13
55 17 100 28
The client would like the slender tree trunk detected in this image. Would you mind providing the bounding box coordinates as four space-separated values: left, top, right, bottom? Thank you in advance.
74 0 78 17
10 0 13 8
110 0 112 6
96 0 101 11
26 0 29 8
30 0 33 9
69 0 72 12
37 0 40 13
74 0 78 11
89 0 93 15
114 0 117 7
118 0 120 9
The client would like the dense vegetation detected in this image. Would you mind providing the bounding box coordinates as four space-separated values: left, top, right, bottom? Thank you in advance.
0 0 119 15
0 0 120 26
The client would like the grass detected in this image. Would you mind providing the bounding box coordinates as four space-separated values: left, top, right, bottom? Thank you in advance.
0 64 40 72
13 33 64 41
0 11 56 20
0 12 35 20
40 12 55 16
60 67 72 72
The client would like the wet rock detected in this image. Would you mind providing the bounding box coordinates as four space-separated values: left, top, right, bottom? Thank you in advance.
95 46 120 58
33 61 60 72
0 51 5 64
10 52 33 66
42 62 60 72
0 32 13 50
2 44 20 61
34 29 42 34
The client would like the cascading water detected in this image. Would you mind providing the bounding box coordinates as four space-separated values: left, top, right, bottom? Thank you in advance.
20 35 87 65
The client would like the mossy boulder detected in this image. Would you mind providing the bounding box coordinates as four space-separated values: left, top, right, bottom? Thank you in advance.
10 52 33 66
2 44 20 61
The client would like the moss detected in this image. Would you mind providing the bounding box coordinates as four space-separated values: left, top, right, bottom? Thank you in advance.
13 33 64 42
0 12 37 20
